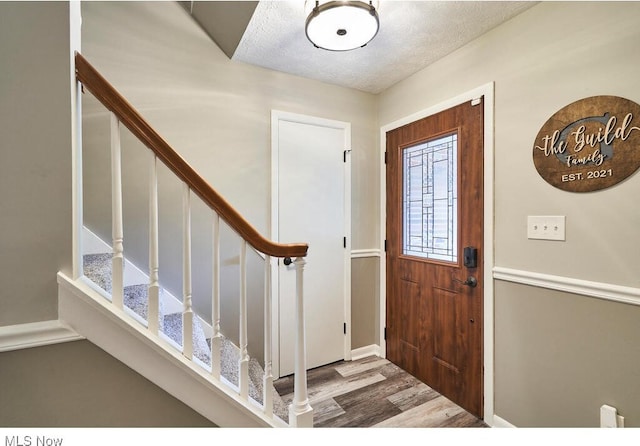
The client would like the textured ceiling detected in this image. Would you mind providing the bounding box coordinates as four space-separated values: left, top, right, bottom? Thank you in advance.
186 1 537 94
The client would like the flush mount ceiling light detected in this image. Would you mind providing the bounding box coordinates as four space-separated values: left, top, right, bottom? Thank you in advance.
305 1 380 51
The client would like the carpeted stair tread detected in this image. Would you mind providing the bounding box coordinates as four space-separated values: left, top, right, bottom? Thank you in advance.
83 254 163 327
214 335 289 422
124 284 149 318
163 313 212 365
83 253 112 293
124 284 164 330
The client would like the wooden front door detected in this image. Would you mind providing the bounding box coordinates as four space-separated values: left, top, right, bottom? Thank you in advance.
385 98 484 417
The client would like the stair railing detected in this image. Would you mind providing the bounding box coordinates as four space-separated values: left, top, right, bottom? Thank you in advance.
73 52 313 427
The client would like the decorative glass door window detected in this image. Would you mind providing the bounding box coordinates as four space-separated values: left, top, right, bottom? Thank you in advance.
402 133 458 263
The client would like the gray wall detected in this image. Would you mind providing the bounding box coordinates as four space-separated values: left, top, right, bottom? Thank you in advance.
379 1 640 427
0 341 215 427
0 2 72 326
495 281 640 427
351 257 379 349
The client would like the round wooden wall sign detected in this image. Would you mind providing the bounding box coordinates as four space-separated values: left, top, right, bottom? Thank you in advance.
532 95 640 192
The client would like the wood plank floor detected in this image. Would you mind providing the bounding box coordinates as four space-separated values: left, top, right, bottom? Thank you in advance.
274 355 487 428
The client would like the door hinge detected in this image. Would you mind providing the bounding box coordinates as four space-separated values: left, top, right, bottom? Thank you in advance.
384 240 387 252
344 322 347 334
343 149 351 162
384 151 388 164
344 236 347 248
384 327 387 340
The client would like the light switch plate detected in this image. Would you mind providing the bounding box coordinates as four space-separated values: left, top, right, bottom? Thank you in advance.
527 216 566 241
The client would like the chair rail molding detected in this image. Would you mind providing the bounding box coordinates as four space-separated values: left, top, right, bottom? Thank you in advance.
493 266 640 307
0 320 84 352
351 249 381 259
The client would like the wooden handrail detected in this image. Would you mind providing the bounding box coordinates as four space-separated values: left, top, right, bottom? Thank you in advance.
75 52 308 258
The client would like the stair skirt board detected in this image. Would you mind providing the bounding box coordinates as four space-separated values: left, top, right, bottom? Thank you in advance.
67 249 289 425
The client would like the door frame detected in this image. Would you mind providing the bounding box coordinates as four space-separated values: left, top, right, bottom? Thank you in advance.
379 83 495 424
270 110 352 379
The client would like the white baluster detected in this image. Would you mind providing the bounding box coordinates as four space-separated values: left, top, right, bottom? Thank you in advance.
182 184 193 360
263 255 274 417
110 113 124 309
210 213 222 379
289 257 313 427
238 240 249 399
148 155 160 335
72 79 83 280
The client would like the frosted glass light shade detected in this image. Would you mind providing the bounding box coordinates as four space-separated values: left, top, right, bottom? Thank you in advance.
305 1 379 51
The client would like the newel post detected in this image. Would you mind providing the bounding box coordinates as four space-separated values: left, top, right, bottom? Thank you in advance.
289 256 313 427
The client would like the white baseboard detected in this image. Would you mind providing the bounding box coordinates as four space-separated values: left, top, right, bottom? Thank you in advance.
351 344 380 360
492 414 517 428
0 320 84 352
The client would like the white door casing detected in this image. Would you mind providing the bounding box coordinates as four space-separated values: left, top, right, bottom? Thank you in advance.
271 110 351 378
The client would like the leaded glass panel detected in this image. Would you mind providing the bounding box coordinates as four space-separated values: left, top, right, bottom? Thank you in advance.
402 133 458 262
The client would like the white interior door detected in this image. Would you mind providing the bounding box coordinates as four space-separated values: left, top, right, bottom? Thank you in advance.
272 111 351 377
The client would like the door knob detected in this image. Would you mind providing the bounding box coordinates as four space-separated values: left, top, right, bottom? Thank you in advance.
454 276 477 288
